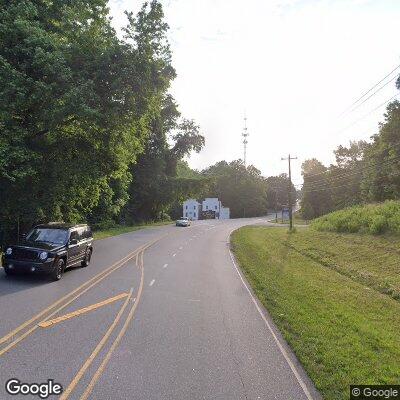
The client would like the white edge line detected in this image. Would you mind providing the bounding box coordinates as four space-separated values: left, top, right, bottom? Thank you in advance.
149 279 155 287
172 253 176 257
163 264 168 268
227 228 314 400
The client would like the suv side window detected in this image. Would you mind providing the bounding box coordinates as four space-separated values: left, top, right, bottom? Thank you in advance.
86 227 93 239
70 230 79 243
77 227 86 241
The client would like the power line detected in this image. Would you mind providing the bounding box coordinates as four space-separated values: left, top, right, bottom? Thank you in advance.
294 143 400 187
335 92 399 136
301 180 360 194
299 114 400 182
347 74 399 114
340 62 400 116
294 151 400 190
285 65 400 189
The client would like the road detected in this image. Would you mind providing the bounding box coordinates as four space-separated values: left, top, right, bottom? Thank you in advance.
0 217 320 400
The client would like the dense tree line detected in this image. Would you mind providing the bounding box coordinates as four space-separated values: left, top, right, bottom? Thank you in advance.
202 161 267 218
300 76 400 219
0 0 305 246
0 0 204 243
198 160 295 218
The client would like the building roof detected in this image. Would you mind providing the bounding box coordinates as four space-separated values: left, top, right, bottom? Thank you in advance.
183 199 201 203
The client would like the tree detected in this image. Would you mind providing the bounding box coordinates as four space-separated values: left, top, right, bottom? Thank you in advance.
329 140 368 209
1 0 133 235
202 160 268 218
265 174 295 211
300 159 332 219
362 100 400 201
0 0 193 242
122 94 205 222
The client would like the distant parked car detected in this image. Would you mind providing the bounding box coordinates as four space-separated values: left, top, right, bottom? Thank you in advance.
176 217 191 227
2 223 93 281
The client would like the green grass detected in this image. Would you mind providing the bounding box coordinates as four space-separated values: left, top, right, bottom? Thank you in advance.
231 226 400 400
93 220 172 240
312 200 400 235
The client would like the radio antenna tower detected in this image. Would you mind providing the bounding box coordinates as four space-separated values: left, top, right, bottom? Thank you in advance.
242 115 249 167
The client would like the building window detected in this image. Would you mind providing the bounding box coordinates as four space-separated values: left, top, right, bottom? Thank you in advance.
206 205 208 210
194 212 196 217
185 212 188 217
215 205 217 210
194 205 196 210
186 205 188 210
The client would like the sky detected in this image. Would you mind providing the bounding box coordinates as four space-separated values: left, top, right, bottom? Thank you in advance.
109 0 400 185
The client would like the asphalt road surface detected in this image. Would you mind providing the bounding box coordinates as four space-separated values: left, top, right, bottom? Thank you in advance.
0 217 320 400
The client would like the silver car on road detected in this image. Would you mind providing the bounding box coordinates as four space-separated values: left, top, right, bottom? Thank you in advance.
176 217 191 227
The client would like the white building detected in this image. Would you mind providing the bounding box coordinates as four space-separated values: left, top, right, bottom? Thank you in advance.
182 199 201 220
182 197 230 220
220 206 230 219
202 198 220 215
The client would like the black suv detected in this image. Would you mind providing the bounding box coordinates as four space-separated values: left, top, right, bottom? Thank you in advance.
2 223 93 281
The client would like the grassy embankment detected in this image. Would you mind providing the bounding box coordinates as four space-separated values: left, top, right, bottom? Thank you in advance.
231 202 400 400
313 200 400 234
93 220 173 240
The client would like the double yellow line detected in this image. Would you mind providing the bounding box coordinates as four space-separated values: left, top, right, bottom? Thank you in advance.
61 247 147 399
0 237 161 358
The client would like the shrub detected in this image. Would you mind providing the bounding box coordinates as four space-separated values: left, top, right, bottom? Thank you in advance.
312 200 400 235
92 220 117 231
370 215 387 234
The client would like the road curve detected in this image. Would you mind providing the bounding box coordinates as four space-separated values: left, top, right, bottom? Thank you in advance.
0 217 320 400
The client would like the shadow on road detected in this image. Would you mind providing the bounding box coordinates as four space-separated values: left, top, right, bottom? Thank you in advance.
0 266 77 297
0 271 50 296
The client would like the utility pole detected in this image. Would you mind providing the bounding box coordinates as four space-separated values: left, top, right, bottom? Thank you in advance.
281 154 297 230
242 116 249 167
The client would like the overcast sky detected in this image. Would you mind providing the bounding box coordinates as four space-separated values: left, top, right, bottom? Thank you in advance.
109 0 400 184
